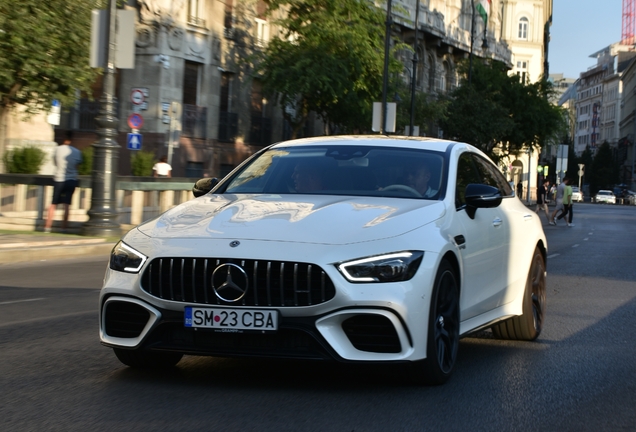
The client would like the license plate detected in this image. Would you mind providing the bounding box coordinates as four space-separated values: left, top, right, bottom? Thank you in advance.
184 307 278 332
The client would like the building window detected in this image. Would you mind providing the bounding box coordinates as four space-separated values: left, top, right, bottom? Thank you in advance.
224 0 234 38
183 61 200 106
518 17 528 40
516 61 528 84
255 18 269 47
188 0 206 27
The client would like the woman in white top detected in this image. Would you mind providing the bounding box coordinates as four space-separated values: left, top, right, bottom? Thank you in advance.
153 155 172 178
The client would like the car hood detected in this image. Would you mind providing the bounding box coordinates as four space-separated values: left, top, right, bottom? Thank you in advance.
136 194 445 245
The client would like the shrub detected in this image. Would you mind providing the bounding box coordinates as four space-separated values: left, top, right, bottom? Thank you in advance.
2 146 47 174
130 150 156 176
78 146 93 175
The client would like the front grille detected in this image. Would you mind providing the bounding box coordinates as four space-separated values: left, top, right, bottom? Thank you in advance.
342 315 401 353
140 257 336 307
104 301 150 338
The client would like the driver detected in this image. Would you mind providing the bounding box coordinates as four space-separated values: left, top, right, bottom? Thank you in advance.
406 163 438 198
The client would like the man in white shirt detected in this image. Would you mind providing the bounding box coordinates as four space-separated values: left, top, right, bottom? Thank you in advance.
45 131 83 233
153 155 172 178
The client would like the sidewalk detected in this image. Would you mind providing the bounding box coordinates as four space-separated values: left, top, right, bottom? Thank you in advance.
0 231 117 264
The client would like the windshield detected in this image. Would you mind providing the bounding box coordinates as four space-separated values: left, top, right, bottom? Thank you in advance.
222 145 446 199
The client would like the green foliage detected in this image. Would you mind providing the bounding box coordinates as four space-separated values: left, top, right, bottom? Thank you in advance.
0 0 100 111
257 0 400 136
440 60 566 161
130 151 156 177
394 80 449 135
78 146 93 175
2 146 46 173
589 142 620 194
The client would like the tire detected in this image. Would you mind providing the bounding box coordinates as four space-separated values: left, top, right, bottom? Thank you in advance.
492 246 546 340
413 261 460 385
113 348 183 369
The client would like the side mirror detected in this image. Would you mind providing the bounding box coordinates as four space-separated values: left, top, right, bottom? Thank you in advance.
464 184 502 219
192 177 219 198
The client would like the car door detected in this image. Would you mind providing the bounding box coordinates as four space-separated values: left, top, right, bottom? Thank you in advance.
452 152 509 320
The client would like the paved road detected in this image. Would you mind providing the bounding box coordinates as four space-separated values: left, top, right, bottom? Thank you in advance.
1 203 635 431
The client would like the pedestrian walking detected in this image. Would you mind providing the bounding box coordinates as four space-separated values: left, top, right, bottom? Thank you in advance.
44 131 83 233
153 155 172 178
535 179 550 222
517 182 523 200
557 177 574 227
549 177 569 226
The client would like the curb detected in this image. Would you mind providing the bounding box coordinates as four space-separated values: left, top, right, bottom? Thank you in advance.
0 242 115 264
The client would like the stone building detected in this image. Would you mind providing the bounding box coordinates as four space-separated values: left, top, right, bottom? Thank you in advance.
4 0 553 180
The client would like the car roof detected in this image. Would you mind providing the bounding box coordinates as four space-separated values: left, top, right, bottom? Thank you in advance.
269 135 461 153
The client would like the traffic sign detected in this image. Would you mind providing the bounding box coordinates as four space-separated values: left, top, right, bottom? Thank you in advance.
127 113 144 129
127 133 142 150
130 88 145 105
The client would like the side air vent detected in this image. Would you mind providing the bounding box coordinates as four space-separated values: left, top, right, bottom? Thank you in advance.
342 314 401 353
104 301 150 338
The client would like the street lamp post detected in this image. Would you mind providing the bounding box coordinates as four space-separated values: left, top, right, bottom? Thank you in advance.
468 0 476 84
381 0 393 134
82 0 121 237
409 0 421 136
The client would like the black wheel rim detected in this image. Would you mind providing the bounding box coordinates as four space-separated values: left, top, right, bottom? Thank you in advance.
530 252 546 333
434 270 459 374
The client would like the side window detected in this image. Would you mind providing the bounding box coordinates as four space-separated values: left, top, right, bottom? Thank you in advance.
455 153 481 209
473 155 513 197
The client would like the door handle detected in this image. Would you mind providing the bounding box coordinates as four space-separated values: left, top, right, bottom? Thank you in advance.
492 217 502 227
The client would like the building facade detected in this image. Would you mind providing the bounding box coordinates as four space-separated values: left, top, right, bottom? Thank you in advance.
4 0 554 181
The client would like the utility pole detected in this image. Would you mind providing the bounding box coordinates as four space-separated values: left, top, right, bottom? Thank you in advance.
82 0 121 237
468 0 475 84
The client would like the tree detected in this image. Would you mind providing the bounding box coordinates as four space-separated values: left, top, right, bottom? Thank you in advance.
440 60 566 162
256 0 401 137
589 142 620 194
0 0 99 170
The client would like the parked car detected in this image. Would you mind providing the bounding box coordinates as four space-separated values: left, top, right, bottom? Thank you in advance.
594 190 616 204
571 186 583 203
100 136 548 385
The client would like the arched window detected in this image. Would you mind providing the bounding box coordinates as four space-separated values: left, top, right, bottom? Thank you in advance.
417 47 425 89
443 61 452 92
518 17 528 40
427 54 435 92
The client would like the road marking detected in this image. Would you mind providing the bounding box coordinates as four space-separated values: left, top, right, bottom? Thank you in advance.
547 253 560 259
0 298 46 305
572 244 579 248
584 238 588 241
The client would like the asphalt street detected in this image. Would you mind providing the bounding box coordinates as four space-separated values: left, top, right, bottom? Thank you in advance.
1 202 635 431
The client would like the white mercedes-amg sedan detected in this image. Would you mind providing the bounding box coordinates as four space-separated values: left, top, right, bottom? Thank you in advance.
100 136 547 385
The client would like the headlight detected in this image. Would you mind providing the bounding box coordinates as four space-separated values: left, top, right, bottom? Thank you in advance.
109 241 147 273
337 251 424 283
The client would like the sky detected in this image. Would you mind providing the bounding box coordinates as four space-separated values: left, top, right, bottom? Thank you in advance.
549 0 623 78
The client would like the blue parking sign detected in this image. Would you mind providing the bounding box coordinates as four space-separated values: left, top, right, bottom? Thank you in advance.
127 133 142 150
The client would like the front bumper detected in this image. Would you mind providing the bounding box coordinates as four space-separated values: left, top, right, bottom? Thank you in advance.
100 295 421 362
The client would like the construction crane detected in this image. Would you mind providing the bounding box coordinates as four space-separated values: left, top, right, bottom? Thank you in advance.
623 0 635 45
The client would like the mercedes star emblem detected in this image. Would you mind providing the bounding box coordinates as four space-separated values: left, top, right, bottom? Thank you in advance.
212 263 249 302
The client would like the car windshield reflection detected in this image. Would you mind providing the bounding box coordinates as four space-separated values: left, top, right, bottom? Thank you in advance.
222 145 446 199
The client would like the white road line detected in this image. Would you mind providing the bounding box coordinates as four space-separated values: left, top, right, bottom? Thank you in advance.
0 298 46 306
584 238 589 241
547 253 560 259
572 244 579 248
